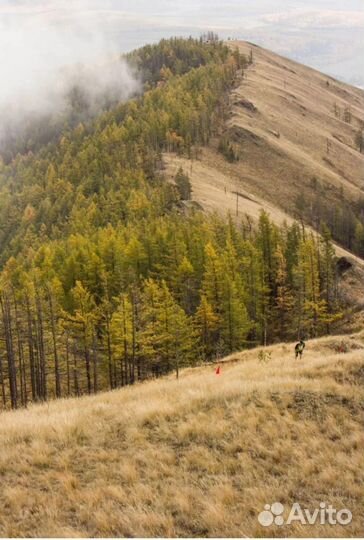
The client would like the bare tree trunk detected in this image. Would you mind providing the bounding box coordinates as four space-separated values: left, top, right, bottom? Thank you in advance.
82 323 91 394
92 332 98 393
120 355 125 387
47 291 61 398
0 354 7 407
25 295 37 401
0 294 18 409
122 296 131 384
12 290 27 406
131 290 140 380
105 315 114 389
66 335 71 396
35 289 47 400
73 349 80 397
21 342 28 407
33 318 42 400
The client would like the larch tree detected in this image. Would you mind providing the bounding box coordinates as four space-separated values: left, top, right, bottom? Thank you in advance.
274 245 295 341
110 293 134 386
194 295 219 360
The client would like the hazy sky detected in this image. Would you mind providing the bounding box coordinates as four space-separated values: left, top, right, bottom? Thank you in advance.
0 0 363 107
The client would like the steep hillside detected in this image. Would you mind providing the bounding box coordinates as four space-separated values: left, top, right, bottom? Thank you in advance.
164 41 364 309
230 41 364 205
0 332 363 537
169 40 364 224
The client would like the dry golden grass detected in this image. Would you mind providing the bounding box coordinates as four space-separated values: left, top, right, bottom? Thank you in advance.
164 41 364 232
0 332 363 537
229 41 364 203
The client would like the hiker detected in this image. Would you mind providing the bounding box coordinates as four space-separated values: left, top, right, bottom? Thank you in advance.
295 339 305 359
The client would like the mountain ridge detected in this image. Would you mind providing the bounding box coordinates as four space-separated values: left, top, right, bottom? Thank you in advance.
164 39 364 310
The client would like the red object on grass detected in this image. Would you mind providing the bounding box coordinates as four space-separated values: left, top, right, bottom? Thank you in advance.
215 366 221 375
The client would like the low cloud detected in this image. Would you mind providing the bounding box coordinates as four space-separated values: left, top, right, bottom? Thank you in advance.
0 1 140 153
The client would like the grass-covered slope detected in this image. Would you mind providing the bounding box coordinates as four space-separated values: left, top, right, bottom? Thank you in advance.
0 332 363 537
197 40 364 258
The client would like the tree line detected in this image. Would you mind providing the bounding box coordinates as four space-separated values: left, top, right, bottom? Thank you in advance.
0 211 341 409
0 37 342 409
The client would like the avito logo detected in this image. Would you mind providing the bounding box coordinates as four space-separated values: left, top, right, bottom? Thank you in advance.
258 502 352 527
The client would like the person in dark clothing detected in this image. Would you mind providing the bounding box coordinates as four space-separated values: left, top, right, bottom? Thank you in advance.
295 339 305 359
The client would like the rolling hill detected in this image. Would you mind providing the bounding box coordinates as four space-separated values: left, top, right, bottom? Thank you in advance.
0 332 363 537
